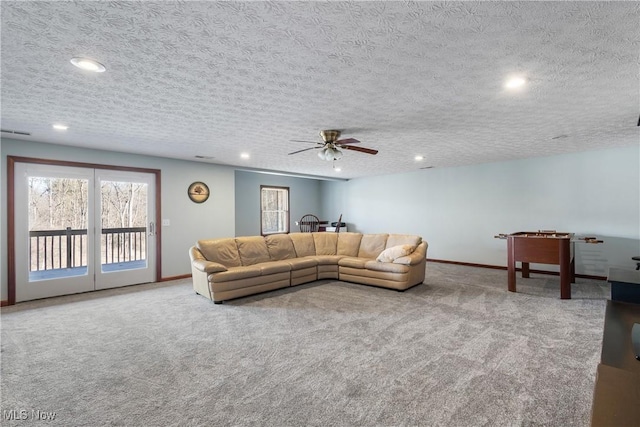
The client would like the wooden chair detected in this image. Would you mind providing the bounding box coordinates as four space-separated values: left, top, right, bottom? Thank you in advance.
334 214 342 233
299 214 320 232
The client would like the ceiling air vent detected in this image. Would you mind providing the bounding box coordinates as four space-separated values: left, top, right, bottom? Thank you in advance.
420 166 434 170
194 155 214 160
1 128 31 136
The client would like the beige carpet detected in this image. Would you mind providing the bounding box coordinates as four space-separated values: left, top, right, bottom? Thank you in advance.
1 263 608 426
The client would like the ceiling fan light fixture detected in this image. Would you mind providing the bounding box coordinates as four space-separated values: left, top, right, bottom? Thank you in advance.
318 146 342 161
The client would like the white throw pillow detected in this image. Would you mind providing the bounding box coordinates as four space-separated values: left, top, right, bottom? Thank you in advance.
376 245 414 263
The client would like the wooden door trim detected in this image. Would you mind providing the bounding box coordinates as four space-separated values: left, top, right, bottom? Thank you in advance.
6 156 162 305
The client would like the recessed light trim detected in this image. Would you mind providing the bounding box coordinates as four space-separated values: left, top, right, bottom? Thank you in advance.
52 124 69 131
70 57 106 73
240 152 250 159
414 155 424 161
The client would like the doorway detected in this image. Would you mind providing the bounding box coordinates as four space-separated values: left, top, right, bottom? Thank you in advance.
9 157 161 303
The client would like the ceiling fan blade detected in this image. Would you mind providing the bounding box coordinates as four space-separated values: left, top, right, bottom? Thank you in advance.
288 147 321 155
290 139 322 144
342 145 378 155
336 138 360 145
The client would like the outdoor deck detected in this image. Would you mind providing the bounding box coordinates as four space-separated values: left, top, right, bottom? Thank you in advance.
29 260 147 281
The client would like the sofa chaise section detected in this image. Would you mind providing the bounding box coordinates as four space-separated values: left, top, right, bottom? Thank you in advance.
338 233 427 290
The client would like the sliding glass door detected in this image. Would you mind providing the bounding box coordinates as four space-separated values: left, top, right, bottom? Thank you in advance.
14 163 156 302
95 170 155 290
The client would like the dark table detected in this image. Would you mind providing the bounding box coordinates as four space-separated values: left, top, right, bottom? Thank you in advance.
506 231 575 299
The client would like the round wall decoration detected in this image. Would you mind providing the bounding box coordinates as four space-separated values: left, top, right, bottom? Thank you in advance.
187 181 210 203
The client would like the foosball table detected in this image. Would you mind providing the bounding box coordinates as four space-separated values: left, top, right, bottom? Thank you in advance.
494 231 603 299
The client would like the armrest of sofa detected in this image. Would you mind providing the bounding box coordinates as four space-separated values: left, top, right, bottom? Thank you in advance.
192 259 228 274
189 246 228 273
393 242 428 265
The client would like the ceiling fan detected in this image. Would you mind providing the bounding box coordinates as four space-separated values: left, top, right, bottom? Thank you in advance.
288 130 378 161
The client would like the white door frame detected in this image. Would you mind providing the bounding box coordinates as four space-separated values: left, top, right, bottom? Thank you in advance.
7 156 161 304
14 163 96 301
95 169 156 290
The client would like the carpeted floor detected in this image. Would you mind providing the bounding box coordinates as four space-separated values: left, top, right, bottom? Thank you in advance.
1 263 609 426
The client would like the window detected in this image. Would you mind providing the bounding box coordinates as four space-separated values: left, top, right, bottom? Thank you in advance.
260 186 289 235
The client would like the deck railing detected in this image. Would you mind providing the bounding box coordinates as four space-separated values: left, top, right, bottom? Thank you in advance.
29 227 147 271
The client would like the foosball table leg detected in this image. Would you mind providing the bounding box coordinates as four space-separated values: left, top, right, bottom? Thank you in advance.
521 262 530 278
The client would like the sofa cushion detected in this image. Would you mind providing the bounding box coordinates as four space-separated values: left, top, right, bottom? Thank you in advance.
364 260 411 274
208 265 262 282
338 256 368 269
313 255 343 265
376 245 415 263
357 234 389 259
289 233 316 257
236 236 271 266
197 238 242 267
286 257 318 270
265 234 297 260
313 232 338 255
257 261 292 275
386 234 422 249
337 232 363 256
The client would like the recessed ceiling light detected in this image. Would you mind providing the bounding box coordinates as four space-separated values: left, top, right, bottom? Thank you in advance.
70 57 106 73
414 155 424 161
334 167 341 172
240 152 250 159
52 124 69 131
504 76 527 90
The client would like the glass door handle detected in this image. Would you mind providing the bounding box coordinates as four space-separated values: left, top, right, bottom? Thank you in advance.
149 222 155 236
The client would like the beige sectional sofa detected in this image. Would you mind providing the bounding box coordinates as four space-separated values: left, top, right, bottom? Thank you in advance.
189 232 427 304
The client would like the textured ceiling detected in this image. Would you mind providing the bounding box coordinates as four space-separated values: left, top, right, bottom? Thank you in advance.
1 1 639 179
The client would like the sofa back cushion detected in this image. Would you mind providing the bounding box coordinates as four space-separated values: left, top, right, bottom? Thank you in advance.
337 232 363 256
196 238 242 267
386 234 422 249
264 234 297 260
313 232 338 255
289 233 316 257
236 236 271 266
358 234 389 259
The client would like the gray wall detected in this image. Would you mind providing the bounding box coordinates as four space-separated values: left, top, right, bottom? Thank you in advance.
3 138 639 300
1 138 236 300
321 145 640 276
235 170 322 236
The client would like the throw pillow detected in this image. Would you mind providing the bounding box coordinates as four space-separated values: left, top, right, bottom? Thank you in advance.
376 244 414 263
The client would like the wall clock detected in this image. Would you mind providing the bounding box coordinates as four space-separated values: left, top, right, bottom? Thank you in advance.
187 181 210 203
